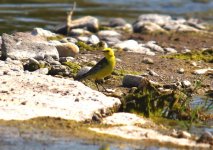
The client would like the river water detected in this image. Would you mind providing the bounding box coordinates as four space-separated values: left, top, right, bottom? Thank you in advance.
0 0 213 34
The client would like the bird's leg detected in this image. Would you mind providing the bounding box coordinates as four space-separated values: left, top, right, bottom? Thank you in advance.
95 79 107 92
95 80 100 91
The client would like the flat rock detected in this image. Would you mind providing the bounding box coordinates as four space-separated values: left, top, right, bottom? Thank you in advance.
90 126 210 148
123 74 144 87
102 112 147 125
1 33 59 60
114 40 139 51
137 14 172 25
133 22 165 33
0 72 120 121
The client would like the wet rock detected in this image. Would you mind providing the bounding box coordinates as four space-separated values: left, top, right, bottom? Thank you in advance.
137 14 172 25
55 43 79 57
88 35 100 45
31 28 56 37
123 74 144 88
142 57 154 64
145 41 164 53
90 126 210 148
197 132 213 145
69 28 91 36
109 18 127 27
98 30 121 39
56 16 99 34
1 33 59 60
165 47 177 54
177 68 185 74
0 72 120 121
133 22 165 33
114 40 139 51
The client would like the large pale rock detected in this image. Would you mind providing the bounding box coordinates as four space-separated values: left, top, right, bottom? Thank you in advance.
133 22 165 33
1 33 59 60
0 72 120 121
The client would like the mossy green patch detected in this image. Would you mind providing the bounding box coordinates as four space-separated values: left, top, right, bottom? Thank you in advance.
112 69 142 76
76 41 106 51
46 35 64 41
62 62 81 76
164 49 213 63
121 78 212 121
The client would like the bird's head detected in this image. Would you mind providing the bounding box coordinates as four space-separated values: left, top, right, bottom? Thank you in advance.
102 48 114 58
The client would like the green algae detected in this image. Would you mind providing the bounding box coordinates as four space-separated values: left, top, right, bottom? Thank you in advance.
164 49 213 63
121 78 212 121
62 61 81 76
46 35 64 41
76 41 106 51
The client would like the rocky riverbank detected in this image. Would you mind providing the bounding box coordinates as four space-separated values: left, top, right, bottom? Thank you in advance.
0 14 212 149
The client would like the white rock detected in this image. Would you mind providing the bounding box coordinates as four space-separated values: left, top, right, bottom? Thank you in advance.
165 48 177 54
77 36 89 43
69 28 91 36
103 113 147 125
145 41 164 53
193 68 213 75
34 68 49 75
134 22 165 33
98 30 121 38
177 68 185 74
0 72 120 121
190 61 197 67
114 40 139 51
182 80 191 87
88 35 100 45
143 57 154 64
32 28 56 37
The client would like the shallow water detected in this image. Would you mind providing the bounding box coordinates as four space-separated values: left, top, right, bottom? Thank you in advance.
0 0 213 34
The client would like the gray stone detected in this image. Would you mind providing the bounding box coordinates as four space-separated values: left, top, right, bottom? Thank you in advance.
133 22 165 33
137 14 172 25
98 30 121 39
59 57 75 63
0 72 120 121
69 28 92 36
109 18 127 27
123 74 145 87
145 41 164 53
49 65 70 76
1 33 59 60
31 28 56 37
149 70 159 77
143 57 154 64
66 37 78 43
101 36 121 46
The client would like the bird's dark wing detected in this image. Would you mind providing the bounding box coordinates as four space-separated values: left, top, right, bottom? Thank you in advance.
75 57 108 80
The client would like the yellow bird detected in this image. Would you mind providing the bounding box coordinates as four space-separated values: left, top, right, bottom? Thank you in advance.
75 48 116 90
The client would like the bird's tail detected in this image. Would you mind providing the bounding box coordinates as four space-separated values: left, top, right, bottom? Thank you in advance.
74 73 88 81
